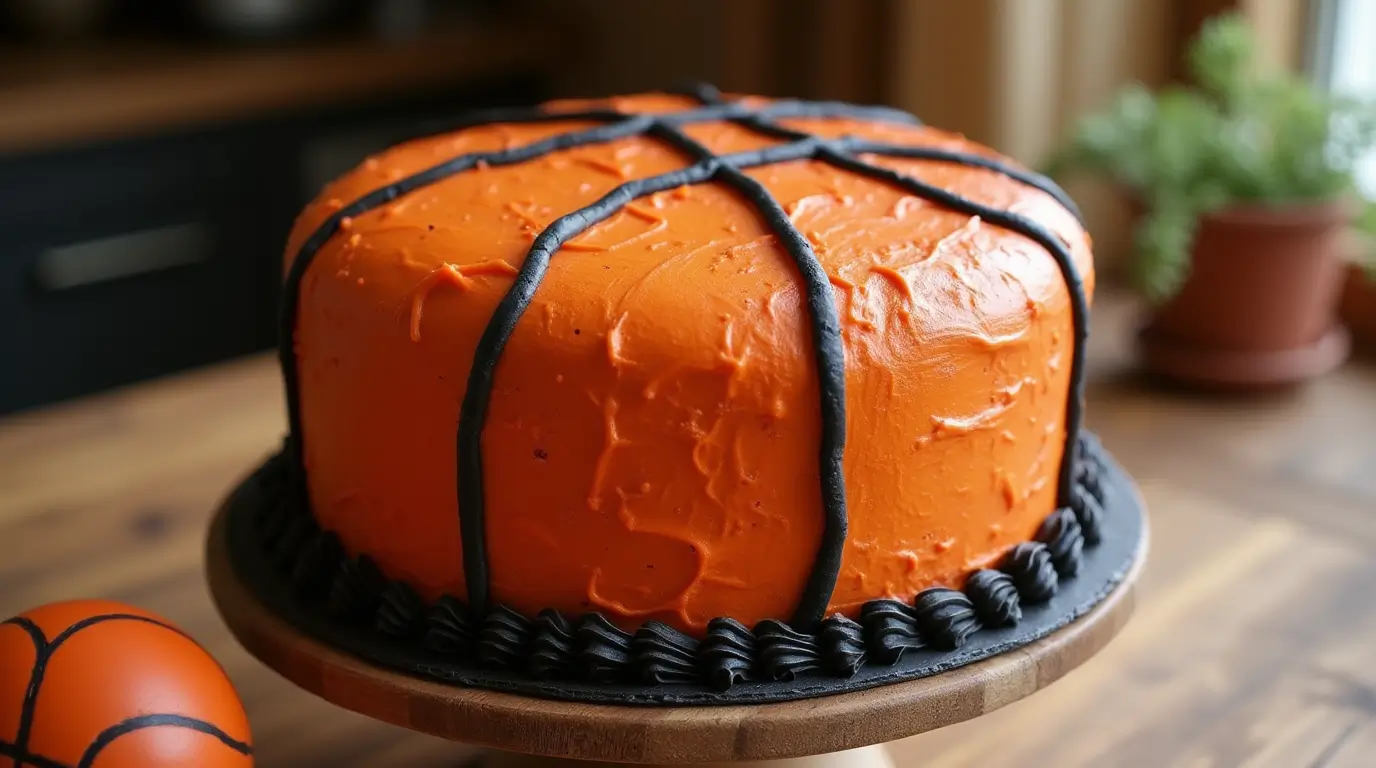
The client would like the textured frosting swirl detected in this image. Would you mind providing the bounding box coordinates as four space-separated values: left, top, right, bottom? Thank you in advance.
376 581 425 638
818 615 865 676
529 609 576 679
423 595 476 655
859 600 924 664
699 618 756 691
965 569 1022 627
577 613 635 682
478 606 531 669
756 619 824 681
326 555 387 621
912 588 979 650
1037 507 1085 577
290 530 343 599
1002 542 1059 603
633 621 701 684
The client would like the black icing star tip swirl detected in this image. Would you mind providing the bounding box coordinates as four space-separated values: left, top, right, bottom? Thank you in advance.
965 569 1022 627
1002 542 1060 604
289 530 343 600
912 588 980 651
818 615 866 676
529 609 576 680
633 621 701 684
376 581 425 639
478 605 532 669
699 617 756 691
326 555 387 622
577 613 635 683
1037 507 1086 577
755 619 825 681
423 595 476 656
859 600 924 665
1072 483 1106 546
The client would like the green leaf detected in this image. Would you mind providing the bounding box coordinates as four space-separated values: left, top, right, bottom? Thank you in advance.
1132 198 1201 304
1045 11 1376 300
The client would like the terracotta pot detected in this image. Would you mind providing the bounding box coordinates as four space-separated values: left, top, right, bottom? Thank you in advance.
1137 200 1352 389
1339 261 1376 352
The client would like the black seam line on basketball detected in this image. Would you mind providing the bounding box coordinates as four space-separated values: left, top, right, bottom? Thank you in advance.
685 83 1086 509
3 616 46 650
687 86 1085 574
839 142 1083 224
678 84 851 625
683 85 1084 227
6 617 47 768
277 100 918 479
814 146 1089 503
48 613 194 652
456 127 837 615
651 122 848 629
11 613 197 768
77 714 251 768
0 740 71 768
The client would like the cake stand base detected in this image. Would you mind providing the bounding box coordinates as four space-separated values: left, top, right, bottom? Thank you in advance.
205 488 1146 765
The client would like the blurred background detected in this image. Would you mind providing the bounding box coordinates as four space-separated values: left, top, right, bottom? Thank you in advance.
4 3 1376 765
0 0 1342 414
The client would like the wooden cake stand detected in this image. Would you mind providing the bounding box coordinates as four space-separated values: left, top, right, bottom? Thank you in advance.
207 501 1145 767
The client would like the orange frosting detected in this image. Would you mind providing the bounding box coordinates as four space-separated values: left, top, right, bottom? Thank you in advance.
285 93 1094 635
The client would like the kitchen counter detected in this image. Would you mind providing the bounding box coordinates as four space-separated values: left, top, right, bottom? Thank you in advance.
3 296 1375 766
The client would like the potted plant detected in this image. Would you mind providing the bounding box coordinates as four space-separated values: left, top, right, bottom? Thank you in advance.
1047 13 1376 388
1340 211 1376 351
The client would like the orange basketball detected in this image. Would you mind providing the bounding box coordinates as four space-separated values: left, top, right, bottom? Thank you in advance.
0 600 252 768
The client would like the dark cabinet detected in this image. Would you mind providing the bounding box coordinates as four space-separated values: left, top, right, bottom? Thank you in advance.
0 77 538 414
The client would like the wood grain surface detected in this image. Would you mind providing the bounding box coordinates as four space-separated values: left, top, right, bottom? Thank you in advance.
3 293 1376 766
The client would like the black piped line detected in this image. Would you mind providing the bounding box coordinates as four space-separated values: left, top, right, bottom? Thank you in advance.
683 84 1087 615
844 141 1084 223
3 616 46 652
681 84 1081 223
279 110 644 473
277 99 919 515
77 714 251 768
684 86 1087 508
458 126 842 619
8 613 196 768
5 616 47 768
811 146 1089 503
0 740 70 768
652 123 849 629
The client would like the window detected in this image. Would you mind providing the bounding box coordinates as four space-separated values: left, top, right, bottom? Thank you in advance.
1317 0 1376 195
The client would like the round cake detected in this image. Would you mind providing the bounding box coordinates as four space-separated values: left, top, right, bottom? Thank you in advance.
278 89 1094 639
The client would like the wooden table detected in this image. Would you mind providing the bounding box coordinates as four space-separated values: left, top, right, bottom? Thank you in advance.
3 295 1375 766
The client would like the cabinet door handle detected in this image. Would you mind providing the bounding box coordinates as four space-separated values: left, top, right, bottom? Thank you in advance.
32 222 209 293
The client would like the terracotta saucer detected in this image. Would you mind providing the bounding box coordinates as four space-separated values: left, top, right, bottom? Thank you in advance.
1136 325 1351 390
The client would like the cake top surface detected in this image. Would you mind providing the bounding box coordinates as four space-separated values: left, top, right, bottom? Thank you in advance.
287 92 1090 308
281 90 1094 631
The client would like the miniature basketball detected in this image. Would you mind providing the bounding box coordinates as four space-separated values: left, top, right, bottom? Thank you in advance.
0 599 252 767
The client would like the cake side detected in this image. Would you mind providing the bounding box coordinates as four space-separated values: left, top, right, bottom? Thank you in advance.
282 92 1094 634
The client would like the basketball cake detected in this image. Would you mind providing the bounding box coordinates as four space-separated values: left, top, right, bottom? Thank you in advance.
223 85 1142 704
